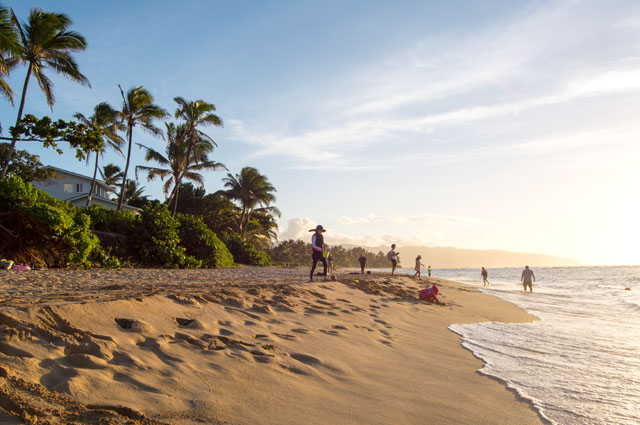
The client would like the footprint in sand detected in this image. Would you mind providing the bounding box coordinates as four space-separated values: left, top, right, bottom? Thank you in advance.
218 328 234 336
175 317 203 329
336 298 351 304
290 353 321 366
272 332 296 341
319 329 340 336
379 339 393 347
327 311 340 317
332 325 348 330
291 328 309 334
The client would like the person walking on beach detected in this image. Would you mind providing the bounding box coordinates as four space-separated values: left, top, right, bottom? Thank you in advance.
521 265 535 292
309 225 329 282
413 255 425 279
359 253 367 274
481 267 489 286
387 244 399 275
427 265 432 277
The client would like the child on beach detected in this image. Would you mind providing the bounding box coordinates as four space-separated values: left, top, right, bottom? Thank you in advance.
419 284 443 304
413 255 425 279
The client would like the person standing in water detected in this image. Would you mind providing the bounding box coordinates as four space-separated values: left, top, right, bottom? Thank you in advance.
309 225 329 282
387 244 399 275
358 253 367 274
481 267 489 286
521 265 535 292
427 265 432 277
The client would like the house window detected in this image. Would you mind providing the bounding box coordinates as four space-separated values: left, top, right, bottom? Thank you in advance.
64 184 73 193
76 183 83 192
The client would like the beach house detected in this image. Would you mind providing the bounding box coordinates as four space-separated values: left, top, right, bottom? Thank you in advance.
30 166 140 212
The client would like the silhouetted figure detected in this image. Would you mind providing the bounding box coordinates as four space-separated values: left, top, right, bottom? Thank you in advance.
359 253 367 274
481 267 489 286
387 244 399 275
521 265 536 292
413 255 425 279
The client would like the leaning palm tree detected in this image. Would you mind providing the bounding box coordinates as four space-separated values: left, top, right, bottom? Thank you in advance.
0 4 18 106
74 103 123 206
116 85 167 210
1 7 89 177
135 122 226 214
222 167 277 239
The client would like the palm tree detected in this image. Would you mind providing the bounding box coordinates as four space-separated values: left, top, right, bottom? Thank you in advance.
135 122 226 214
122 179 147 205
74 103 123 206
0 5 18 106
116 85 167 210
100 163 123 186
173 97 223 210
245 207 281 249
1 7 89 177
222 167 277 239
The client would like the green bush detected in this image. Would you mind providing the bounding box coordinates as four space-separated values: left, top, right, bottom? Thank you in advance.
84 204 139 262
221 232 271 266
0 177 99 267
137 203 201 268
177 214 235 268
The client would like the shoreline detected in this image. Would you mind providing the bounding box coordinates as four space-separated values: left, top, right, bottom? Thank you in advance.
0 267 544 424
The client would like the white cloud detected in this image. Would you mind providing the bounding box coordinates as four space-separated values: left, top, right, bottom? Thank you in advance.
277 217 426 248
227 2 640 170
337 214 479 225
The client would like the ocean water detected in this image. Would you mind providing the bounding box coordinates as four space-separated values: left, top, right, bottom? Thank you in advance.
395 266 640 425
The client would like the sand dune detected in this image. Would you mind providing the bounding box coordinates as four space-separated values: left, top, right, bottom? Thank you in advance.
0 267 544 424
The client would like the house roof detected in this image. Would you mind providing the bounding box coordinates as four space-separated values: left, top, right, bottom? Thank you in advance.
65 193 141 212
40 166 117 192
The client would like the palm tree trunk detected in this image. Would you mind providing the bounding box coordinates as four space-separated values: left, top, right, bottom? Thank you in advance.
172 184 180 216
86 152 99 207
241 210 253 239
170 126 195 216
118 125 133 211
1 63 32 178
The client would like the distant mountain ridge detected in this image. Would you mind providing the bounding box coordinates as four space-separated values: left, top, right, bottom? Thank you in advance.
357 245 580 268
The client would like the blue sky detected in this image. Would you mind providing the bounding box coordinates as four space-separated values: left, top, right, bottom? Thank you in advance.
3 1 640 265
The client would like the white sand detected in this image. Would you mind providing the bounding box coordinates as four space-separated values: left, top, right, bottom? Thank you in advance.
0 267 544 424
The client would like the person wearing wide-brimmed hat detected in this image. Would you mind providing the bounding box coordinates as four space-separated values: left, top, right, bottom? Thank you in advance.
309 225 329 282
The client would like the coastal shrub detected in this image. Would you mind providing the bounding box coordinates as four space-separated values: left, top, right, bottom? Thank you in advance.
0 176 98 267
84 205 140 262
177 214 235 268
137 203 201 268
221 232 271 266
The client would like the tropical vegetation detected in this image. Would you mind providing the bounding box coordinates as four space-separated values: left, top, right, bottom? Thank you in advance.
0 4 381 271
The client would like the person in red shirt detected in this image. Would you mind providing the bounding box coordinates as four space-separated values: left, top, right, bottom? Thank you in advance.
419 283 443 304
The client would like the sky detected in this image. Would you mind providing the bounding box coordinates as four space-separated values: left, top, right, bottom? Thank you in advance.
2 0 639 266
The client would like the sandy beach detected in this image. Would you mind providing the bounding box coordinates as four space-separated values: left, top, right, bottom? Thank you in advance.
0 267 544 424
